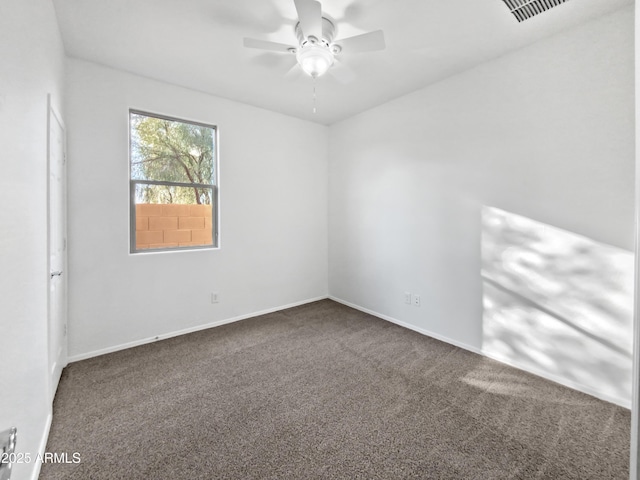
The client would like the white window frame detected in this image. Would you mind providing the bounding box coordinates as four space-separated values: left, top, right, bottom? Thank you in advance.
128 109 219 254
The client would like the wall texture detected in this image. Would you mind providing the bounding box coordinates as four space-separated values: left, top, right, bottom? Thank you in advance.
66 59 329 359
0 1 65 479
328 7 635 406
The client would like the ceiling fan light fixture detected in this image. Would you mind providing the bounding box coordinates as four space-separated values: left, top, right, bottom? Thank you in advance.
296 44 334 78
243 0 385 84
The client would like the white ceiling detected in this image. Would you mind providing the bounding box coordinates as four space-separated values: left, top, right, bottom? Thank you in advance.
52 0 632 125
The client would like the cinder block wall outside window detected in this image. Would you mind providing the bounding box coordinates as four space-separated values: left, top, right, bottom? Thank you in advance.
135 204 213 249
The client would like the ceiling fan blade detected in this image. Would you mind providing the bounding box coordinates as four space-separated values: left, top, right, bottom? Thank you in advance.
251 53 298 70
284 63 305 82
334 30 385 53
328 60 356 84
243 38 295 53
293 0 322 40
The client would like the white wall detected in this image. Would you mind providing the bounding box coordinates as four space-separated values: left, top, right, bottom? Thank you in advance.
328 7 634 405
0 1 65 479
65 59 328 359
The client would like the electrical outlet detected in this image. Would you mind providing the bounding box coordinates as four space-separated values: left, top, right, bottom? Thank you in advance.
413 294 421 307
404 292 411 304
211 292 219 304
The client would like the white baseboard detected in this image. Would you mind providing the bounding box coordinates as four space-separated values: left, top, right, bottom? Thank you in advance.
30 413 53 480
67 294 629 409
329 296 629 409
68 296 328 363
483 350 630 409
329 296 482 355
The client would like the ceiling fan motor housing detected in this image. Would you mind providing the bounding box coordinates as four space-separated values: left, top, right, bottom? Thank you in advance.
295 17 336 49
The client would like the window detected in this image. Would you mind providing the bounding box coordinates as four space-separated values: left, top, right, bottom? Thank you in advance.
129 110 218 253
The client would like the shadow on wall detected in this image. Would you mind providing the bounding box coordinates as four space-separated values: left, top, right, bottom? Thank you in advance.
481 206 634 404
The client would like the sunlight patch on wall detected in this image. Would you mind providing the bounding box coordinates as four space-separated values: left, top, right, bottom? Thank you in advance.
481 206 633 404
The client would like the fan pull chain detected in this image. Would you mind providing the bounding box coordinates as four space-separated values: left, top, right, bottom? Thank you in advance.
312 78 317 114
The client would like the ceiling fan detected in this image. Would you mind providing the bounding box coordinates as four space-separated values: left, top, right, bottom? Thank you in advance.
243 0 386 80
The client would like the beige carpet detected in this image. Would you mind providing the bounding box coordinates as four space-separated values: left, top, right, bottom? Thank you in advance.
41 300 630 479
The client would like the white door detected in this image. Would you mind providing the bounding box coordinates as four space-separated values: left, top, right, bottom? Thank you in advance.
48 96 67 399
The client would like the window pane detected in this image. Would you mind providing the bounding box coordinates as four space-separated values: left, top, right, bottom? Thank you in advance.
130 112 216 185
134 182 213 205
134 184 214 251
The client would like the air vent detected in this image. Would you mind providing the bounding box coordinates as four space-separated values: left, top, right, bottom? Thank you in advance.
502 0 569 22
